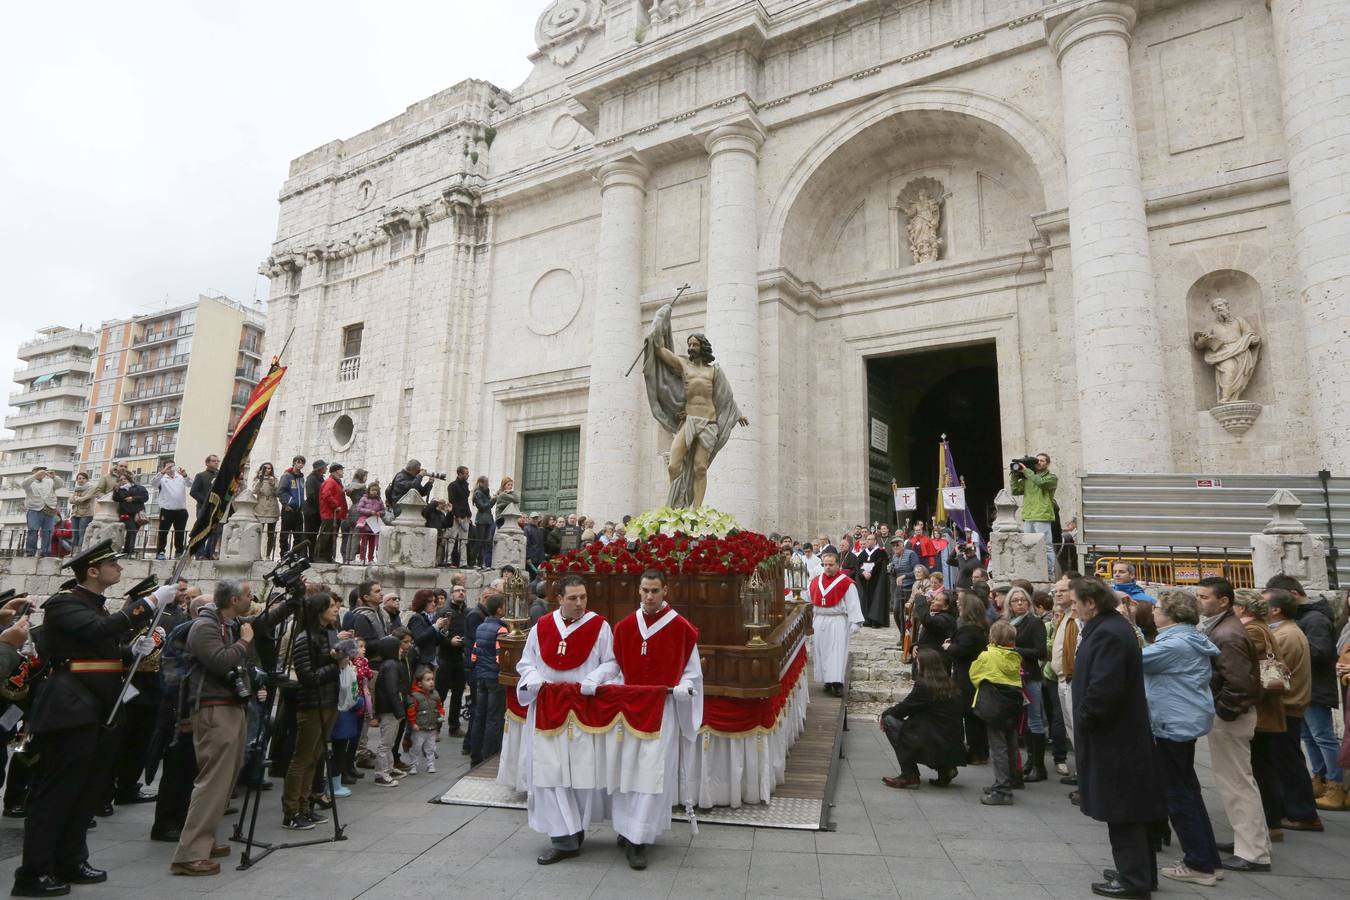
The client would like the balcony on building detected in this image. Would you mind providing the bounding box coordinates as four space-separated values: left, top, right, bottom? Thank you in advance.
118 413 181 433
18 327 97 361
8 376 88 407
0 432 82 454
13 352 94 385
132 322 194 348
3 405 87 429
126 353 190 375
123 380 186 404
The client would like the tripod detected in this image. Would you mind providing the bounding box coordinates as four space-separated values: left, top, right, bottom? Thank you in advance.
231 580 347 868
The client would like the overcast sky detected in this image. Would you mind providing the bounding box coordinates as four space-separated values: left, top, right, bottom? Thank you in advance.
0 0 538 416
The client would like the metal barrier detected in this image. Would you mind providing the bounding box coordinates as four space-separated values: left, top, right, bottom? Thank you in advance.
0 524 504 570
1087 545 1255 589
1080 472 1347 589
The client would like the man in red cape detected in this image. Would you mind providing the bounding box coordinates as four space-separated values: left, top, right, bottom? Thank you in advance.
609 569 702 870
515 574 618 866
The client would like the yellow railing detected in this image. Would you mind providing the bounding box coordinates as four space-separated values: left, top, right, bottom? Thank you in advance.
1092 555 1255 589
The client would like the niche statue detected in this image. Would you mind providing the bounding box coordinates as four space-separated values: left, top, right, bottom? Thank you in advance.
1192 297 1261 404
643 302 749 509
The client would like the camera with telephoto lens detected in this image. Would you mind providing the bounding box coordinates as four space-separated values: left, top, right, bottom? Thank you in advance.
226 665 252 699
1009 455 1039 474
423 470 448 481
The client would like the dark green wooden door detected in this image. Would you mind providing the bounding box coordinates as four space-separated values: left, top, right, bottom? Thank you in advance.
520 428 579 516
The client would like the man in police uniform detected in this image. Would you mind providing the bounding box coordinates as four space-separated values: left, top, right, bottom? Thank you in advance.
102 576 164 812
13 540 172 897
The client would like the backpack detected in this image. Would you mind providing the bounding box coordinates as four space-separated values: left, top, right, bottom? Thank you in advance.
162 619 202 716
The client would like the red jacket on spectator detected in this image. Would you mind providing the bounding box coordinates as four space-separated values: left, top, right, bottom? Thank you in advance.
319 475 349 522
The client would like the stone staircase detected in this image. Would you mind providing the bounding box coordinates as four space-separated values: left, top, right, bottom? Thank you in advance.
845 626 912 716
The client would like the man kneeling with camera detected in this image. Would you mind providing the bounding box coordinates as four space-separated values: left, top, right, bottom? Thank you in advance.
170 579 259 877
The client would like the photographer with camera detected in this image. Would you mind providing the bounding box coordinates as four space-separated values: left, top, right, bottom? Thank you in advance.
386 459 438 518
1009 453 1057 581
168 579 259 877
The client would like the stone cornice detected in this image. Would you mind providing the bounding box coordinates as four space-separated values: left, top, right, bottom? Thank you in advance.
564 2 770 111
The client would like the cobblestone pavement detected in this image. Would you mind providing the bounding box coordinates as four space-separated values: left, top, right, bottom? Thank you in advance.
0 713 1346 899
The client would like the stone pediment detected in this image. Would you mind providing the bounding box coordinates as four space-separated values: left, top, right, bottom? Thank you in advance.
536 0 606 67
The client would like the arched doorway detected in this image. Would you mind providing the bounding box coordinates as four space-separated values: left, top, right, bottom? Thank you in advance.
866 343 1002 534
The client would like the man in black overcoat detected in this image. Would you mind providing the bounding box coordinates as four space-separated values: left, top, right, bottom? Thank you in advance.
1070 576 1165 900
14 541 168 897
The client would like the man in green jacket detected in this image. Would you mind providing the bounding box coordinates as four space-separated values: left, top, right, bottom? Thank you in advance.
1011 453 1057 581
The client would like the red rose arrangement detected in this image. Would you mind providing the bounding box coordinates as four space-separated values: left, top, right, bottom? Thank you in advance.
540 530 780 577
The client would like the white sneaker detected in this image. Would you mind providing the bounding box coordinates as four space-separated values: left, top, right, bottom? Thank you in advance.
1160 863 1217 886
405 766 418 776
390 767 408 778
373 773 400 787
427 764 436 774
1055 762 1070 776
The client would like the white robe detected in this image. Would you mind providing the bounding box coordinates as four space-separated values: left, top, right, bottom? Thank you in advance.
514 611 619 839
609 645 703 846
810 582 864 683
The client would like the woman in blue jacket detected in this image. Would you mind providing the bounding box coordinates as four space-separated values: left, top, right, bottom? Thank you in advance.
1142 590 1222 887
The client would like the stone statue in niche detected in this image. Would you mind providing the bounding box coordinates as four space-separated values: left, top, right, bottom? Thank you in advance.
1192 297 1261 404
897 177 948 264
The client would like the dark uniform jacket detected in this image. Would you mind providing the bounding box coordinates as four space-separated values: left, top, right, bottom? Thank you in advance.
29 585 153 733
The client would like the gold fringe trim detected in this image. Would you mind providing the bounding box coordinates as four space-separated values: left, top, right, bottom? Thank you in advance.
533 709 662 740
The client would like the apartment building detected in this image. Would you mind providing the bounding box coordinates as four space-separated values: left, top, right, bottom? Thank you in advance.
79 294 266 479
0 327 97 528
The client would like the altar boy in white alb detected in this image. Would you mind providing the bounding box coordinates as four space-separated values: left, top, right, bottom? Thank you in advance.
809 551 864 697
609 569 702 871
514 574 619 866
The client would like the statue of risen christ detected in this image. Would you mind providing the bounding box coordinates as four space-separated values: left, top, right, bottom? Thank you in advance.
642 301 749 509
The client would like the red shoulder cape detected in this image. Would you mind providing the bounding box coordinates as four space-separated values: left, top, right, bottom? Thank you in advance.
534 612 605 671
613 608 698 687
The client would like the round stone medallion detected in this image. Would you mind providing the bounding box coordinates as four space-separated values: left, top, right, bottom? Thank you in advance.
528 268 582 336
354 179 376 210
547 114 581 150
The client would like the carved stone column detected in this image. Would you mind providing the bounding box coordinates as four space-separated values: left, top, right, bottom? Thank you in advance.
989 488 1051 584
1268 0 1350 471
1250 489 1329 589
1047 1 1173 473
83 497 126 555
702 121 765 527
376 489 438 568
219 487 262 564
581 157 648 521
492 501 527 573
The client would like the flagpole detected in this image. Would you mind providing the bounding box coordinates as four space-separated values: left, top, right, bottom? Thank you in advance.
106 357 289 727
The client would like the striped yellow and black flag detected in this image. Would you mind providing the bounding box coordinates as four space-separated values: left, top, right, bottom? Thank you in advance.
186 360 287 554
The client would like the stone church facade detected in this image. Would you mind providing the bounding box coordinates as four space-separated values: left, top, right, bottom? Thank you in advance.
256 0 1349 535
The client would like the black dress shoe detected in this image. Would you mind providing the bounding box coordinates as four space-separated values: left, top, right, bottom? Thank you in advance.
536 847 580 865
3 805 26 818
114 789 157 804
95 803 114 817
1090 878 1149 899
625 841 648 871
150 829 182 842
1220 855 1271 872
10 874 70 897
1215 841 1235 853
55 863 106 885
1060 774 1078 785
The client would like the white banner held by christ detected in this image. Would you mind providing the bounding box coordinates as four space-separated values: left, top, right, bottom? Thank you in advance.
893 486 917 511
940 487 966 511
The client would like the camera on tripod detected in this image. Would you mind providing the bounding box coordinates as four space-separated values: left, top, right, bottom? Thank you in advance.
267 543 311 604
1009 455 1039 474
